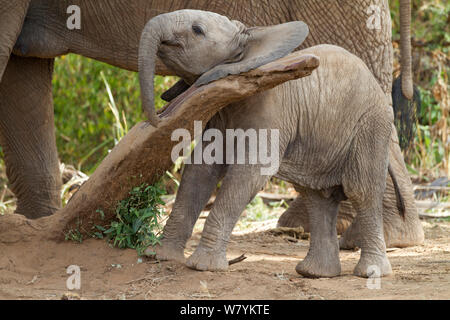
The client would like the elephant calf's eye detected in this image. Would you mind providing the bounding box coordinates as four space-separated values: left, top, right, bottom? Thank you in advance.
192 25 205 36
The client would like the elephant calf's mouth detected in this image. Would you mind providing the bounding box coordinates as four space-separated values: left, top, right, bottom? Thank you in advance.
157 85 200 118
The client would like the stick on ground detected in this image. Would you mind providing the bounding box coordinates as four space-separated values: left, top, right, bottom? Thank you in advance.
228 254 247 266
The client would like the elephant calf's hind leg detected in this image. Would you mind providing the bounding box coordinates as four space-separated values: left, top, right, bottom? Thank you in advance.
295 187 343 278
344 114 393 278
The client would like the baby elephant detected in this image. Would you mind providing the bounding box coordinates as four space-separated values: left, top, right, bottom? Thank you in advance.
138 10 395 278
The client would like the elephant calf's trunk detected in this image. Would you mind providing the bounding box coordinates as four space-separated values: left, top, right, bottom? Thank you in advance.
138 17 164 127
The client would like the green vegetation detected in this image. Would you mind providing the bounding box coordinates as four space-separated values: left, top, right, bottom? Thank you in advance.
94 182 167 255
236 195 289 230
244 196 275 222
65 228 84 243
64 217 85 243
0 146 14 214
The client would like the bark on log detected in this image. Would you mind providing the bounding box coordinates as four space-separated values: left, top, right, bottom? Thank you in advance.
0 52 319 243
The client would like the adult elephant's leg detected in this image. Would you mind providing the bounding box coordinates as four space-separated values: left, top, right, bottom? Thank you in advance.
0 55 61 218
277 186 353 234
278 193 361 236
295 187 343 278
0 0 30 81
276 194 310 230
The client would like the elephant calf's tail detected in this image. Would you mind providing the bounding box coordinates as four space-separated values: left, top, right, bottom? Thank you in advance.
388 163 406 219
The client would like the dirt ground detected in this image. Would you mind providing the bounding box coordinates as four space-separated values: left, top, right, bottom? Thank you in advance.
0 217 449 300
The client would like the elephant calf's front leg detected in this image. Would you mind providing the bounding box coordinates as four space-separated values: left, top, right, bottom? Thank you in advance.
187 165 270 271
145 162 225 262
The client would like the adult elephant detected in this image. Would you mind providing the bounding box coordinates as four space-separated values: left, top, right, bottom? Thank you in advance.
0 0 423 247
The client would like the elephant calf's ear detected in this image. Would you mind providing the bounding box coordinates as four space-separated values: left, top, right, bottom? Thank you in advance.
195 21 309 86
161 79 191 102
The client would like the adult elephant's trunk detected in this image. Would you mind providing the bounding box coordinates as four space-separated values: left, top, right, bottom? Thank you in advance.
138 16 165 127
399 0 413 100
0 0 31 82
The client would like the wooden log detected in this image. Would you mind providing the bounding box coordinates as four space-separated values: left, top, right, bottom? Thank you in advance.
416 200 450 218
0 52 319 243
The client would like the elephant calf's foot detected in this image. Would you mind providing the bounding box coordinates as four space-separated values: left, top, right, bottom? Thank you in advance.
296 250 341 278
353 253 392 278
186 247 228 271
144 241 185 263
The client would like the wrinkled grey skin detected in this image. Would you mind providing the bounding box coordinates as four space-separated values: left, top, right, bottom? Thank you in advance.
0 1 422 250
137 10 249 126
137 11 394 278
0 0 30 81
138 10 308 127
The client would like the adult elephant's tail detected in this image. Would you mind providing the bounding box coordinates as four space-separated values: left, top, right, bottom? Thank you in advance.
392 76 421 152
399 0 414 100
393 0 419 153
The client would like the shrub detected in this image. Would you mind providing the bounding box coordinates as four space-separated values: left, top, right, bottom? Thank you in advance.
96 182 167 255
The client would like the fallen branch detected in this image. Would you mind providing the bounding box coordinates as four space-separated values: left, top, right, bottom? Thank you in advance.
0 52 319 243
414 186 450 191
257 192 297 201
414 177 449 200
416 200 450 218
269 226 305 238
416 200 450 210
228 254 247 266
419 212 450 219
